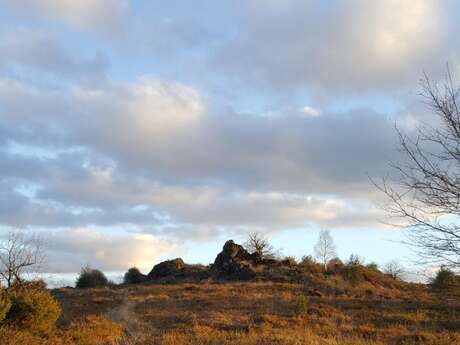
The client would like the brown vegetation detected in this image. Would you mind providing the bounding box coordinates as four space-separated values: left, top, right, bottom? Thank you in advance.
2 239 460 345
0 281 122 345
50 276 460 345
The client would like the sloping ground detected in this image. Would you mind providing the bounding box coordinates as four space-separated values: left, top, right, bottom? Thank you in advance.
53 281 460 345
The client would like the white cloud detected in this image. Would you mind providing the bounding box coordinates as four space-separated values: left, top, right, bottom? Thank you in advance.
301 106 321 117
46 228 177 272
74 77 205 136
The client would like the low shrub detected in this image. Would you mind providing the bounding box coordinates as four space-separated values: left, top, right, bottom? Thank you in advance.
299 255 323 274
432 267 457 291
344 255 364 286
283 256 297 267
76 267 108 289
327 257 344 274
366 262 379 271
7 288 61 333
300 255 315 265
123 267 146 284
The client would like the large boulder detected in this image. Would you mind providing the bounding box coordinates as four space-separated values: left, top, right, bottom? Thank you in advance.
211 240 259 279
148 258 185 279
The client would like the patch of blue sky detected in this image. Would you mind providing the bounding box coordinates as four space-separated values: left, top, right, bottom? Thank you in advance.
5 141 85 160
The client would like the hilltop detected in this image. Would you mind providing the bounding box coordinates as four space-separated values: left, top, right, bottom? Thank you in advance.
48 239 460 345
124 240 411 289
2 239 459 345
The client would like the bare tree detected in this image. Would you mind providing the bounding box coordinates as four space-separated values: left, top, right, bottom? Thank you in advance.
383 260 405 280
244 232 275 259
0 230 44 288
377 70 460 270
314 230 337 272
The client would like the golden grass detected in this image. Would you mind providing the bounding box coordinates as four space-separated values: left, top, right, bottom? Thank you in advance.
0 314 123 345
48 281 460 345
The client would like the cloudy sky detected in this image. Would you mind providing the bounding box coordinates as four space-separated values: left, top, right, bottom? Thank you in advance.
1 0 459 276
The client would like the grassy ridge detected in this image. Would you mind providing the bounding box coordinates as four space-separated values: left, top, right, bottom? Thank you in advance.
52 280 460 345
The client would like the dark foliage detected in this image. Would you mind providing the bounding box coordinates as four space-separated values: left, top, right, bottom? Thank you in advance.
123 267 146 284
75 267 108 289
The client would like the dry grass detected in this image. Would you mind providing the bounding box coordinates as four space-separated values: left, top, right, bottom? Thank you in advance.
0 314 123 345
49 280 460 345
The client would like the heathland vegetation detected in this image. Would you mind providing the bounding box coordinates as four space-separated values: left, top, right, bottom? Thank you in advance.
1 229 460 345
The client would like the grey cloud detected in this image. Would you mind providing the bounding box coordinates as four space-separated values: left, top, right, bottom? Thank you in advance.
0 0 449 274
0 30 108 83
0 0 130 35
0 77 398 195
214 0 460 95
0 77 397 235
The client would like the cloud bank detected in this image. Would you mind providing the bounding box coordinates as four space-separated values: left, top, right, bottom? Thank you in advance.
0 1 458 272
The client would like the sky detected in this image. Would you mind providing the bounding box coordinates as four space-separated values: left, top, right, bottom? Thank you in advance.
1 0 460 279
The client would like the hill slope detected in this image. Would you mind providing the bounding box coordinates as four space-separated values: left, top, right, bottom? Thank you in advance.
53 279 460 345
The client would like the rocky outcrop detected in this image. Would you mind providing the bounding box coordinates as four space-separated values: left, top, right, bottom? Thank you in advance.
146 258 210 282
145 240 285 282
147 258 186 279
211 240 261 279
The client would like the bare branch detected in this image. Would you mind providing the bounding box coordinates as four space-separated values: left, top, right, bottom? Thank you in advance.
244 232 276 259
377 68 460 271
0 230 45 288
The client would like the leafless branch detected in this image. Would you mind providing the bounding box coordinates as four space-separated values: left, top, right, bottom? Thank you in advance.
377 69 460 270
0 230 45 288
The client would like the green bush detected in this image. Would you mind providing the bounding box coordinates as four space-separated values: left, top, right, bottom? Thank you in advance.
76 266 108 289
123 267 146 284
7 288 61 333
344 255 364 286
432 267 457 291
0 289 12 322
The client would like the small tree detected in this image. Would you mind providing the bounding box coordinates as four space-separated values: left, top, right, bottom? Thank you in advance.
383 260 405 280
75 266 108 289
344 254 364 285
432 266 457 290
314 230 337 272
244 232 275 259
0 230 44 288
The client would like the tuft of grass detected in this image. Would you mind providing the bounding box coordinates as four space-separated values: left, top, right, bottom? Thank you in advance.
65 314 123 345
